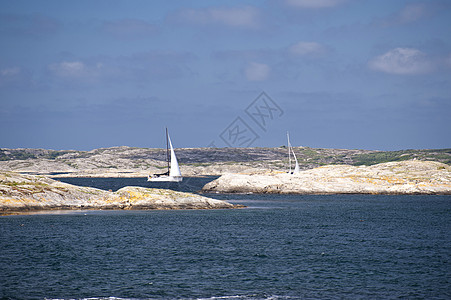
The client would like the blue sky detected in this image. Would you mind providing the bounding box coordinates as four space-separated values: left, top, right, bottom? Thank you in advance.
1 0 450 151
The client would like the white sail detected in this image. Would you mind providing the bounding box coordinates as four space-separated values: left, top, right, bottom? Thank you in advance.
148 129 182 182
287 131 300 174
292 147 300 174
287 132 292 173
168 133 182 178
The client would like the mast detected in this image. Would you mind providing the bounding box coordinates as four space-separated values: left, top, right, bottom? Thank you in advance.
166 127 170 173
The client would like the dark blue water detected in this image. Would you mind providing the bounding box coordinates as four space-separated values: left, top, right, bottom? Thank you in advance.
1 178 450 299
53 176 219 193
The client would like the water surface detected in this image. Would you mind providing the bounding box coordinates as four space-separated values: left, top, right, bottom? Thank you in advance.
1 178 450 299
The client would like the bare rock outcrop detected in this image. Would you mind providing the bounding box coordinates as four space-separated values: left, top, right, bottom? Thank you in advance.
1 146 449 177
202 160 451 195
0 171 240 213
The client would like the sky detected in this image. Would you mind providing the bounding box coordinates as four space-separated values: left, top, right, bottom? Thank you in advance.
1 0 450 151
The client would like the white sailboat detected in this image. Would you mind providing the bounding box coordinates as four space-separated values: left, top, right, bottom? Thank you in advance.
148 128 183 182
287 132 300 174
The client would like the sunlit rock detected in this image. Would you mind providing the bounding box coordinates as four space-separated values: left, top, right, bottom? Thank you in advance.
202 161 451 195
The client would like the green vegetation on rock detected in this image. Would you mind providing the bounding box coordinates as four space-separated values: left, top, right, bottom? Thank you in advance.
352 149 451 166
1 146 450 177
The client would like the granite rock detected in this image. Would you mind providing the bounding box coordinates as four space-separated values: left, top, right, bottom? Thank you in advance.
1 146 449 177
0 171 240 213
202 160 451 195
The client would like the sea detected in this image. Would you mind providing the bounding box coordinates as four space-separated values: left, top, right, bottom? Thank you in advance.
1 177 450 300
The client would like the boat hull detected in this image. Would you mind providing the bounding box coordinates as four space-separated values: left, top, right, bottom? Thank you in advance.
147 176 183 182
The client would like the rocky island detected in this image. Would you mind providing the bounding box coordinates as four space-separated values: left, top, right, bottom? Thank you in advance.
0 147 450 211
0 146 450 177
202 160 451 195
0 171 241 214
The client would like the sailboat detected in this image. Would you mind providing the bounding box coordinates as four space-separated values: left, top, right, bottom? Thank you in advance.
287 132 300 174
148 128 183 182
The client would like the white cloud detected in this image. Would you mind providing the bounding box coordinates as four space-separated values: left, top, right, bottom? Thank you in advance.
49 61 87 77
285 0 346 8
47 61 109 84
0 67 24 87
1 67 21 77
289 41 325 56
368 48 434 75
0 66 36 89
245 62 270 81
178 6 260 29
46 51 195 86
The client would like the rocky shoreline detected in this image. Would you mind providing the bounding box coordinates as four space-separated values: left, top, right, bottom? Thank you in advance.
1 146 449 177
0 171 242 214
1 148 450 214
202 160 451 195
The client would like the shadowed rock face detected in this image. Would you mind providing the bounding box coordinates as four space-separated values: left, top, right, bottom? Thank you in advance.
202 161 451 195
0 146 449 177
0 172 241 213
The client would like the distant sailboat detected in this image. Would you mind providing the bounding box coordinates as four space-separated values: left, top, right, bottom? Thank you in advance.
148 128 183 182
287 132 300 174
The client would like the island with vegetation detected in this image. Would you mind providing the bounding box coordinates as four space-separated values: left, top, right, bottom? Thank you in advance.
0 146 450 177
0 171 241 214
202 160 451 195
0 146 450 213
